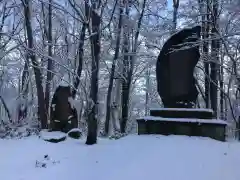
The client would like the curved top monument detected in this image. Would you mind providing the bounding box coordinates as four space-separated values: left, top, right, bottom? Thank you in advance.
156 25 201 108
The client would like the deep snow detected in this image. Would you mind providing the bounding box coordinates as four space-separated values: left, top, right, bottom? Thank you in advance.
0 135 240 180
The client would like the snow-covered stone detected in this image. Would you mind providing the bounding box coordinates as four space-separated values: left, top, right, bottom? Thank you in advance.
149 108 214 113
40 131 67 143
137 116 229 125
67 128 82 139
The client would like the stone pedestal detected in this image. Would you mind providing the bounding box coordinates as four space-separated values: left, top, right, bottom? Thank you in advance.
137 108 228 141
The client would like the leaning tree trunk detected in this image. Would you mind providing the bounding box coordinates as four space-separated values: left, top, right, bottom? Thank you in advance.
86 3 101 145
22 0 47 129
105 3 123 136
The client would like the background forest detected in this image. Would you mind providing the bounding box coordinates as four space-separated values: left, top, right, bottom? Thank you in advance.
0 0 239 142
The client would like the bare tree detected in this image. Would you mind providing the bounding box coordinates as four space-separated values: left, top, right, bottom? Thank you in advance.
199 0 211 108
204 0 211 109
45 0 54 114
145 64 150 116
18 60 29 121
210 0 220 117
86 0 101 145
121 0 146 133
105 1 123 136
172 0 179 32
219 44 224 119
121 0 131 133
70 0 89 98
22 0 47 129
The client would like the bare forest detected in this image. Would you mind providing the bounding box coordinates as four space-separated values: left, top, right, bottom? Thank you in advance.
0 0 240 143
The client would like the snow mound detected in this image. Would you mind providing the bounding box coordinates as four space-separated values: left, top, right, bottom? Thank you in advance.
40 131 67 143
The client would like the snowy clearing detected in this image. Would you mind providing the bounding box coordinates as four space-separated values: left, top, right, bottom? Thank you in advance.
1 135 240 180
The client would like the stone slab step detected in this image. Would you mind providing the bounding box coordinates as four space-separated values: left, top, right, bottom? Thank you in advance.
150 108 214 119
136 116 228 141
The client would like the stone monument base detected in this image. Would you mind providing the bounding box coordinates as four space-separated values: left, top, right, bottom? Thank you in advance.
137 108 228 141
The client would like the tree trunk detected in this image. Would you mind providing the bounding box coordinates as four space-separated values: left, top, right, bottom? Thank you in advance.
204 0 210 108
210 0 219 117
72 1 89 98
145 64 150 116
72 25 86 98
121 1 130 133
172 0 179 33
18 6 29 122
45 0 53 116
22 0 47 129
86 3 101 145
18 61 29 121
112 76 121 133
0 95 12 122
219 44 224 119
121 0 146 133
105 3 123 136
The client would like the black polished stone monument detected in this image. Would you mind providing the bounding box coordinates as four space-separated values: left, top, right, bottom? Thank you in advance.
156 26 201 108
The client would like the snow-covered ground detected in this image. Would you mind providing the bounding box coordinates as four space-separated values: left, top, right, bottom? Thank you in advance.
1 134 240 180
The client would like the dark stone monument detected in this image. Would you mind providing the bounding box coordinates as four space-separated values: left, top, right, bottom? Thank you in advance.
50 86 78 133
156 26 201 108
136 25 227 142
